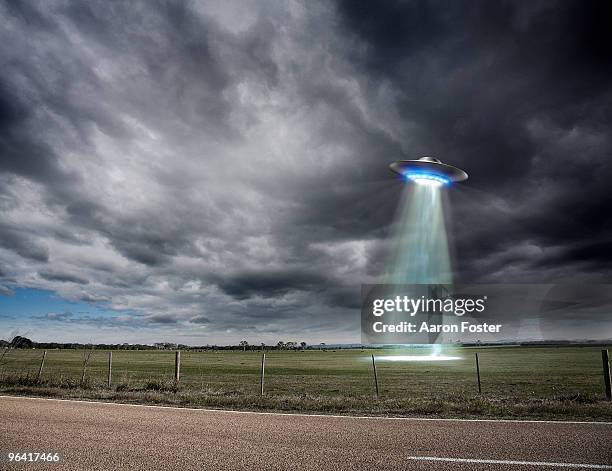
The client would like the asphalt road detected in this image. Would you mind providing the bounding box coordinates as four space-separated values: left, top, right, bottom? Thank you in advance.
1 396 611 470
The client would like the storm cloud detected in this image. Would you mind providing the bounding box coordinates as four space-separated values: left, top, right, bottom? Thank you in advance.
0 0 610 344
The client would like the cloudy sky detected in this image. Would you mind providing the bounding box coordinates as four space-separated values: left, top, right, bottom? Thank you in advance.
1 0 611 345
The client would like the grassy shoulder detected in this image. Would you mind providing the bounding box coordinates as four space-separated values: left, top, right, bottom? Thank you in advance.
1 377 611 422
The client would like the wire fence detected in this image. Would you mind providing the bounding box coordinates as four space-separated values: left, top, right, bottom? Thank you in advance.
0 347 610 400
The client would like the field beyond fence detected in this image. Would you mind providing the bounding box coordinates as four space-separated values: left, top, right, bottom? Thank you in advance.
1 346 611 421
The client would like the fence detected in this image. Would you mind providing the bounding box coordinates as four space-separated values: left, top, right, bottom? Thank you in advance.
0 346 610 401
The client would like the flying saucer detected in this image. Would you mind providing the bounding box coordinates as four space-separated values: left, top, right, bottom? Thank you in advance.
389 157 468 187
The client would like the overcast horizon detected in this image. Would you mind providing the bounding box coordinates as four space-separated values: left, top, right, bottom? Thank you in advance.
1 1 611 345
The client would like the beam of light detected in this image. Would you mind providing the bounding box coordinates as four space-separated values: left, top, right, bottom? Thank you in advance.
384 184 452 285
380 181 454 350
404 172 450 187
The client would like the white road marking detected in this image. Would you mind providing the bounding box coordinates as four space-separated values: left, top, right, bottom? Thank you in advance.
407 456 612 469
1 394 611 425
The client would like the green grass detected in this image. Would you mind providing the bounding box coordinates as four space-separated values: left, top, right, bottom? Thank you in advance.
1 346 611 420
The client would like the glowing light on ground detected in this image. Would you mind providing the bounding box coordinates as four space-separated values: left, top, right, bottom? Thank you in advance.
376 354 462 362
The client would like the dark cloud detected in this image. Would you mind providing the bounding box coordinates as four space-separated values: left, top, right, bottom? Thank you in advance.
39 271 89 284
211 269 329 299
0 223 49 262
0 80 71 186
0 0 610 343
38 311 147 330
147 314 180 325
78 293 110 303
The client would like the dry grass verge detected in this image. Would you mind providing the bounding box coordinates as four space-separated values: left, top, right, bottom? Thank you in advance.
1 377 610 422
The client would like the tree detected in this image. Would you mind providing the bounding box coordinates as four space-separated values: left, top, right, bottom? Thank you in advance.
239 340 249 352
0 333 31 375
80 345 95 385
260 343 266 351
276 341 285 350
10 336 33 348
300 341 307 350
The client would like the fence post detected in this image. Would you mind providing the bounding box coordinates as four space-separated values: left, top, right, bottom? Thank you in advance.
37 350 47 382
603 349 611 401
475 352 482 394
175 351 181 383
260 353 266 396
107 351 113 388
371 354 379 398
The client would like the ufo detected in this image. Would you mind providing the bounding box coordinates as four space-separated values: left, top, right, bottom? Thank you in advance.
389 157 468 187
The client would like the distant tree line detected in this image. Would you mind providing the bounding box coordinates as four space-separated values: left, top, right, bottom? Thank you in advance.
1 336 334 351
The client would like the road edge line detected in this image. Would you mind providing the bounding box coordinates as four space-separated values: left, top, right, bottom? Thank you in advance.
1 394 612 425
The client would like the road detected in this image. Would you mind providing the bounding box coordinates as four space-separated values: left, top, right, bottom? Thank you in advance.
1 396 611 470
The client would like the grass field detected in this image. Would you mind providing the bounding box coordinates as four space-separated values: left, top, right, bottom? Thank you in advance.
1 346 611 420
